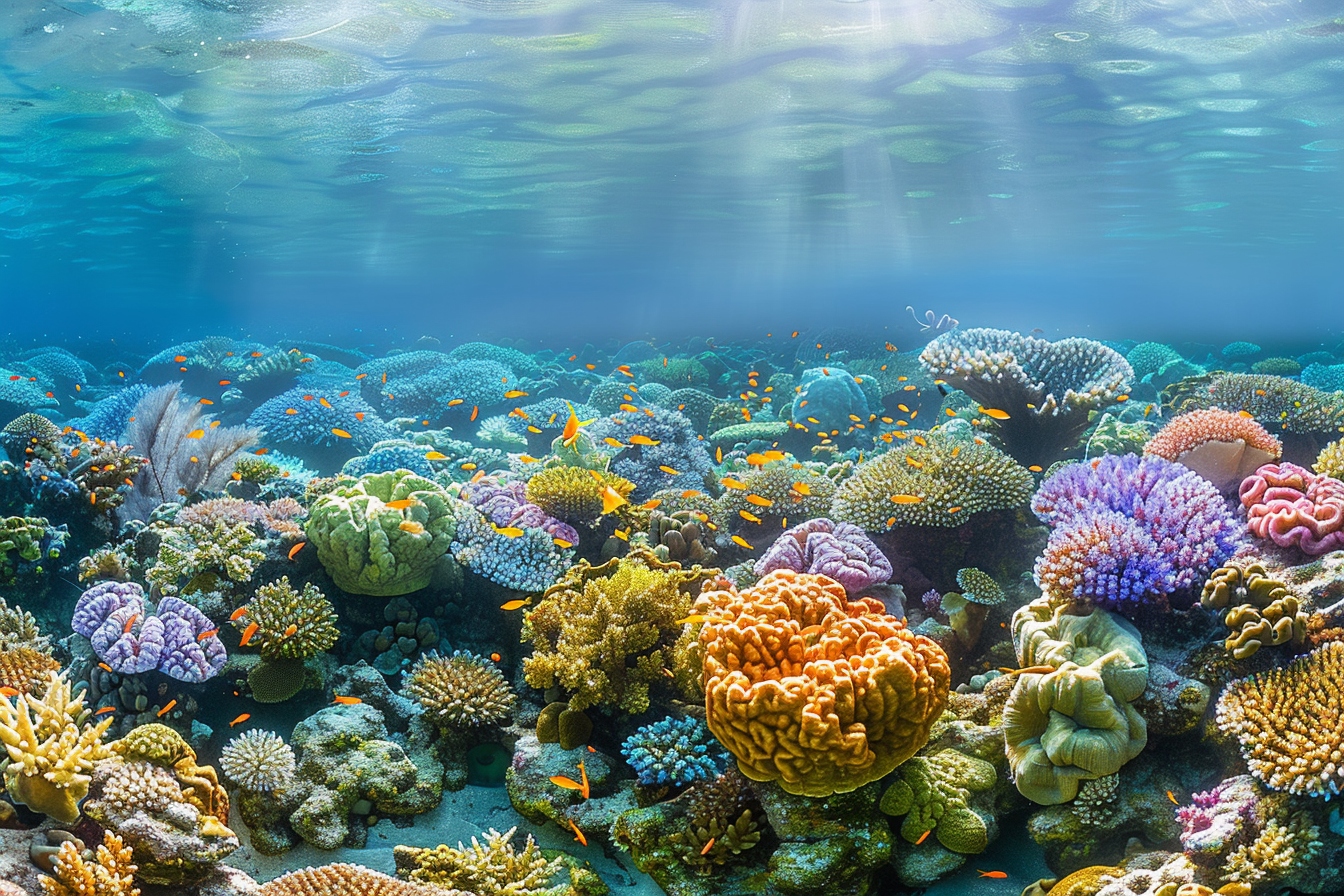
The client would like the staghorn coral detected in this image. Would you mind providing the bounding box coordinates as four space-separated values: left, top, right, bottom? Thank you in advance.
879 748 996 854
697 569 950 797
523 549 716 714
524 465 634 525
39 831 139 896
831 429 1033 531
1003 597 1148 804
919 328 1133 463
0 671 115 823
1143 409 1282 491
235 577 339 660
1200 561 1305 659
307 470 457 596
1239 462 1344 556
621 714 729 788
402 651 516 731
754 518 892 594
395 827 562 895
1216 642 1344 798
259 863 444 896
220 730 295 793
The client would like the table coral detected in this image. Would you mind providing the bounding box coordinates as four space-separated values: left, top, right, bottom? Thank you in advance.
38 830 140 896
754 518 892 594
0 671 114 823
919 328 1133 463
1143 409 1281 491
306 470 457 596
1239 462 1344 556
1170 372 1344 435
1215 642 1344 799
880 748 996 854
831 429 1033 531
1004 598 1148 804
696 569 950 797
1200 561 1305 659
522 549 715 713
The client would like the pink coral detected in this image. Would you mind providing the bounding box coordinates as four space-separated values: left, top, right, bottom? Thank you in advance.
1239 462 1344 556
1145 409 1281 491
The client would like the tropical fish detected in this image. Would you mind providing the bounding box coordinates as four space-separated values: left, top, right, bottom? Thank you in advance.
890 494 923 504
567 818 588 847
699 838 716 856
331 428 352 439
491 653 502 662
658 465 680 475
980 408 1011 420
675 614 706 625
641 499 662 510
157 699 178 717
629 434 660 446
333 695 363 705
495 526 525 538
721 476 746 490
1167 790 1179 805
978 871 1008 879
230 713 251 727
98 662 114 673
186 429 205 439
745 494 772 507
791 482 811 496
517 454 539 463
385 499 418 510
229 606 249 622
504 390 529 398
123 614 140 633
915 830 931 846
95 706 116 715
400 520 426 534
601 486 628 514
739 510 762 524
425 451 449 460
283 624 298 637
731 535 754 550
553 537 574 549
0 686 18 698
239 622 260 647
288 542 305 561
681 489 702 498
500 598 531 611
197 629 219 642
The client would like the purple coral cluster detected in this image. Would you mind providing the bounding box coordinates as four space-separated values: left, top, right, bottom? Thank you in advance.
1032 454 1241 613
1177 775 1261 865
72 581 226 683
755 518 893 594
457 475 579 546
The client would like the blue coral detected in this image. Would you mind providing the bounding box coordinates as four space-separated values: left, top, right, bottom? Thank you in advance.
342 443 434 478
791 367 869 437
72 385 151 441
590 407 712 499
248 387 393 468
356 352 514 421
448 341 541 376
449 502 574 592
1301 363 1344 394
505 399 601 440
621 715 729 787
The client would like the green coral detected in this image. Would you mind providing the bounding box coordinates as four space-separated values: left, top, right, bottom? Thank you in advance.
831 429 1033 530
237 576 339 660
707 421 792 449
635 357 712 388
714 458 835 532
306 469 457 596
1169 372 1344 434
145 521 265 596
0 516 62 583
1081 412 1154 457
879 749 996 854
231 455 282 484
1200 562 1305 660
525 466 634 525
667 809 762 871
394 827 563 896
522 549 716 714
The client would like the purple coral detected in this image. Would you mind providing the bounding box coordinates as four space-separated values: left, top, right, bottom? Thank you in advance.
1031 454 1241 613
1177 775 1259 865
71 583 225 682
458 476 579 545
755 518 893 594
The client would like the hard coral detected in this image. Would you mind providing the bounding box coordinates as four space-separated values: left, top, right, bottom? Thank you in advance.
831 429 1033 531
880 748 996 854
1144 409 1282 491
402 651 516 731
236 577 339 660
259 863 443 896
1200 561 1305 659
524 465 634 525
1239 462 1344 556
394 827 562 895
72 584 227 683
39 831 139 896
697 569 950 797
621 714 729 787
220 730 295 793
755 518 892 594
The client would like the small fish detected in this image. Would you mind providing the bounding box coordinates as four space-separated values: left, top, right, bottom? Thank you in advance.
721 476 746 490
331 428 352 439
1237 410 1254 419
229 606 249 622
0 686 18 698
354 411 366 421
199 398 214 405
123 613 140 634
890 494 924 505
319 397 333 409
175 355 188 363
186 428 205 439
791 482 811 496
629 434 661 446
516 454 539 463
157 699 178 718
470 405 479 421
675 614 706 625
400 520 426 535
527 425 543 434
501 598 531 611
385 498 418 510
288 542 305 561
447 398 464 407
731 534 754 550
504 390 529 398
333 695 363 705
745 493 772 507
567 818 588 847
198 629 219 642
700 837 716 856
658 465 680 475
550 775 584 791
980 408 1011 420
495 526 525 538
283 624 298 637
98 662 114 673
239 621 260 647
681 489 703 498
553 537 574 549
978 871 1008 880
491 652 502 662
425 451 449 461
905 456 924 469
619 402 639 413
601 486 628 514
356 372 369 380
230 713 251 727
915 830 931 845
997 665 1058 677
1167 790 1179 805
95 706 116 715
715 446 723 463
612 528 630 541
740 510 762 524
947 506 963 514
641 499 662 510
1028 465 1043 473
602 437 626 449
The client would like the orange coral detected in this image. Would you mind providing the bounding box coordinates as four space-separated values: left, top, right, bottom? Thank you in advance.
258 864 448 896
1144 409 1281 490
696 569 950 797
0 647 61 696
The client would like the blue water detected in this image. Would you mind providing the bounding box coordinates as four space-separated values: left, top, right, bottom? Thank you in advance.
2 0 1343 341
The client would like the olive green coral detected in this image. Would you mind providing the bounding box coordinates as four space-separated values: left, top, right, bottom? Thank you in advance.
1200 561 1305 659
1169 373 1344 434
831 430 1033 531
306 469 457 596
524 466 634 525
235 576 339 660
394 827 563 895
403 651 516 731
145 521 265 595
0 516 63 583
880 749 996 854
522 548 716 714
667 809 763 871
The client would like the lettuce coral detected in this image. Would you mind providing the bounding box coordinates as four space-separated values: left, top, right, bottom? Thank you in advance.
696 569 950 797
306 470 457 596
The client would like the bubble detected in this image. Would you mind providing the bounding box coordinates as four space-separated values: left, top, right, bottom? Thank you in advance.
1054 31 1090 41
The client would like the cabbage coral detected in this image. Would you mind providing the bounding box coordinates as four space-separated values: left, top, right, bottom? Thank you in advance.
306 470 457 596
831 430 1033 531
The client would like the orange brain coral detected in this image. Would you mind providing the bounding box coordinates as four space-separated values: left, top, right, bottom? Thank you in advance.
696 569 951 797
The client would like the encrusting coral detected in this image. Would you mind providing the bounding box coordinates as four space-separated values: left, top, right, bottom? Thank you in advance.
38 831 140 896
880 748 997 854
0 671 114 823
696 568 950 797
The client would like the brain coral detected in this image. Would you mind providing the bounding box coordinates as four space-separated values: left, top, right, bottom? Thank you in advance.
831 429 1033 530
919 328 1133 463
1143 409 1282 492
1239 462 1344 556
695 569 950 797
1216 642 1344 799
306 470 457 596
754 518 892 594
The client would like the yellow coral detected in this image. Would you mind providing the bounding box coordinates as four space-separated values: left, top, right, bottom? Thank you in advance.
396 827 562 895
39 831 139 896
1222 806 1320 885
696 569 950 798
0 671 113 823
1315 437 1344 480
524 466 634 524
1201 561 1305 659
235 576 339 660
0 646 62 696
110 723 230 822
258 864 440 896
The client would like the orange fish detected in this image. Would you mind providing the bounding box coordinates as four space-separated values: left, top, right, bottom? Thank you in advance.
745 494 772 507
629 434 660 446
230 713 251 727
602 437 626 449
658 465 680 475
980 408 1011 420
399 520 425 535
283 624 298 637
731 535 754 550
123 613 140 634
331 428 352 439
500 598 531 611
553 537 574 549
641 499 662 510
425 451 449 460
470 405 479 422
98 662 114 673
1028 465 1043 473
978 871 1008 879
890 494 923 505
1167 790 1178 805
675 614 706 625
288 542 305 561
239 621 260 647
157 699 178 718
0 686 18 698
186 429 204 439
739 510 762 524
699 837 716 855
504 390 528 399
333 695 363 705
791 482 811 496
567 818 588 847
720 476 746 490
619 403 639 413
385 498 417 510
915 830 931 846
490 653 502 662
229 606 249 622
495 525 524 538
197 629 219 642
95 706 116 715
680 489 702 498
550 775 584 792
601 486 628 515
447 398 464 407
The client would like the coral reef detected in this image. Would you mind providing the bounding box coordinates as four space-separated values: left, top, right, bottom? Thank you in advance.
393 827 563 894
72 583 227 682
38 831 140 896
880 748 997 853
621 715 729 788
220 730 296 793
1239 461 1344 556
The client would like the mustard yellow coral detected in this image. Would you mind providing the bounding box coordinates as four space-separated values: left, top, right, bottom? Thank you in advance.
0 646 61 696
524 466 634 524
259 863 442 896
0 671 114 823
1316 438 1344 480
39 831 140 896
696 569 950 798
1200 562 1305 659
235 576 339 660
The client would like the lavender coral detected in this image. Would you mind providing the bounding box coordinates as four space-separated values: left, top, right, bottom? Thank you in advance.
754 518 892 594
72 583 227 682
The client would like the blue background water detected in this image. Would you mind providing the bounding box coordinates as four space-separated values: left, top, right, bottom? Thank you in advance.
2 0 1342 343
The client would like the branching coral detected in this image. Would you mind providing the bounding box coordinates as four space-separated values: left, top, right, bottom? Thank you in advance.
1144 409 1282 491
621 715 729 787
696 569 950 797
590 406 713 498
1200 561 1305 659
259 863 443 896
919 328 1133 463
880 749 996 854
1239 462 1344 556
1216 642 1344 799
307 470 457 596
1003 598 1148 805
145 520 266 595
235 577 339 660
1317 438 1344 480
220 730 295 793
0 671 114 823
1169 372 1344 434
522 549 716 714
39 831 139 896
395 827 562 896
0 595 48 652
831 429 1033 531
402 651 516 731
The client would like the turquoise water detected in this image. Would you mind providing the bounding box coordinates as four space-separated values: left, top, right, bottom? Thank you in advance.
3 0 1343 337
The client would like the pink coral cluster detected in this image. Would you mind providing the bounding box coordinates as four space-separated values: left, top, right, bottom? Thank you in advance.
1240 462 1344 556
177 496 306 538
1145 409 1281 491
